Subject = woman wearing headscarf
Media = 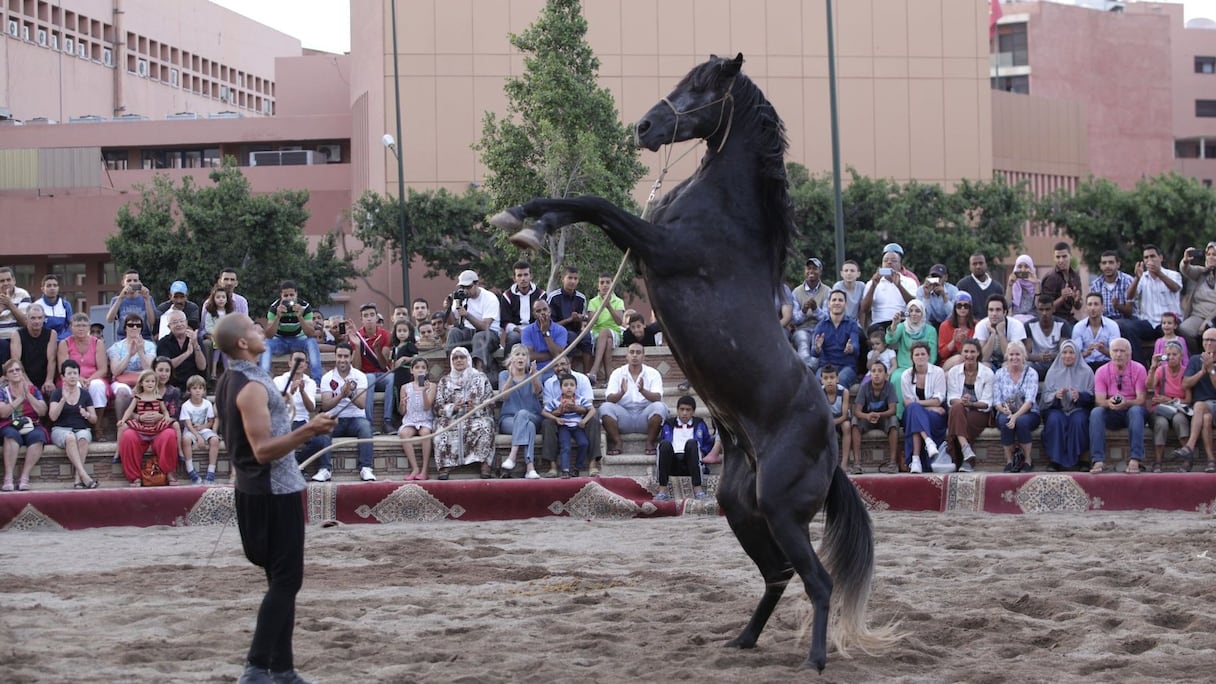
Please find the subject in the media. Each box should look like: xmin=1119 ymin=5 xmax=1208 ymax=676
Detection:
xmin=1006 ymin=254 xmax=1039 ymax=324
xmin=431 ymin=346 xmax=495 ymax=480
xmin=1039 ymin=339 xmax=1095 ymax=471
xmin=1178 ymin=241 xmax=1216 ymax=347
xmin=886 ymin=299 xmax=937 ymax=418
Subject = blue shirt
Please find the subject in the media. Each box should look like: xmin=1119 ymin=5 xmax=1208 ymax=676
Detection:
xmin=520 ymin=322 xmax=569 ymax=371
xmin=36 ymin=296 xmax=73 ymax=341
xmin=1071 ymin=317 xmax=1120 ymax=365
xmin=811 ymin=315 xmax=861 ymax=371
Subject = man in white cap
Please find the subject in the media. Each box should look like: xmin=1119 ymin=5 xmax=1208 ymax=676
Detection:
xmin=446 ymin=270 xmax=501 ymax=376
xmin=156 ymin=280 xmax=201 ymax=339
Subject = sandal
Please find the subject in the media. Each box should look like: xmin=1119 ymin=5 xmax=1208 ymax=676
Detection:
xmin=1206 ymin=462 xmax=1216 ymax=474
xmin=1125 ymin=460 xmax=1142 ymax=474
xmin=1089 ymin=461 xmax=1106 ymax=474
xmin=877 ymin=462 xmax=896 ymax=474
xmin=850 ymin=464 xmax=864 ymax=475
xmin=437 ymin=470 xmax=450 ymax=481
xmin=73 ymin=482 xmax=87 ymax=489
xmin=644 ymin=448 xmax=657 ymax=456
xmin=85 ymin=479 xmax=100 ymax=489
xmin=606 ymin=449 xmax=622 ymax=456
xmin=1150 ymin=463 xmax=1162 ymax=474
xmin=17 ymin=477 xmax=29 ymax=491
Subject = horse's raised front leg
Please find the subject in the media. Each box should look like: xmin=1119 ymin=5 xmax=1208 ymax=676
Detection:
xmin=490 ymin=196 xmax=661 ymax=256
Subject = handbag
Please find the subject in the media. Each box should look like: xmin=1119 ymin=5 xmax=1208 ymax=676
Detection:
xmin=140 ymin=456 xmax=169 ymax=487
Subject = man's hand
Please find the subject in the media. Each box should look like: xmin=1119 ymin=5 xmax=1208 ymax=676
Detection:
xmin=304 ymin=412 xmax=337 ymax=437
xmin=619 ymin=377 xmax=628 ymax=394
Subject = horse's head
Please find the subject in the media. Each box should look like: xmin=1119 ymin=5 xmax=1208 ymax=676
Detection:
xmin=635 ymin=53 xmax=744 ymax=152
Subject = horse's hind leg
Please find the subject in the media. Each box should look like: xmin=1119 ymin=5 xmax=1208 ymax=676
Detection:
xmin=718 ymin=452 xmax=794 ymax=649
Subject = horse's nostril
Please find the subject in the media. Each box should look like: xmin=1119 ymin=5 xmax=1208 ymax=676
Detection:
xmin=637 ymin=119 xmax=651 ymax=134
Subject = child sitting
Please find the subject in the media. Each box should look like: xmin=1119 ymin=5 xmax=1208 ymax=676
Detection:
xmin=542 ymin=373 xmax=596 ymax=478
xmin=180 ymin=374 xmax=221 ymax=484
xmin=820 ymin=365 xmax=852 ymax=474
xmin=850 ymin=360 xmax=900 ymax=474
xmin=653 ymin=395 xmax=715 ymax=501
xmin=398 ymin=358 xmax=435 ymax=481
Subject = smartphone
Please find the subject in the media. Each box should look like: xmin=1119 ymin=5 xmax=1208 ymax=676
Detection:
xmin=416 ymin=374 xmax=426 ymax=387
xmin=878 ymin=268 xmax=893 ymax=277
xmin=338 ymin=322 xmax=347 ymax=335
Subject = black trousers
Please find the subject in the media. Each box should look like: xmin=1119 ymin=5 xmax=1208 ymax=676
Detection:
xmin=657 ymin=439 xmax=702 ymax=487
xmin=235 ymin=489 xmax=305 ymax=672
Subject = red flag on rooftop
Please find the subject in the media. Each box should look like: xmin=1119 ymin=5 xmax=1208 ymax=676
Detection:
xmin=989 ymin=0 xmax=1003 ymax=39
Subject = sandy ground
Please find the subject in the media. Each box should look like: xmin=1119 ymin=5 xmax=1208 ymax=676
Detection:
xmin=1 ymin=511 xmax=1214 ymax=683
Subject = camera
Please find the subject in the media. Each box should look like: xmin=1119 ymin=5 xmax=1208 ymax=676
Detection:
xmin=281 ymin=299 xmax=295 ymax=311
xmin=338 ymin=321 xmax=346 ymax=335
xmin=1015 ymin=271 xmax=1029 ymax=279
xmin=451 ymin=289 xmax=469 ymax=305
xmin=878 ymin=268 xmax=893 ymax=277
xmin=1111 ymin=395 xmax=1124 ymax=405
xmin=1157 ymin=354 xmax=1168 ymax=362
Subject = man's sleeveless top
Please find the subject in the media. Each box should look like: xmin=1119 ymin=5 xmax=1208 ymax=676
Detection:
xmin=217 ymin=359 xmax=307 ymax=495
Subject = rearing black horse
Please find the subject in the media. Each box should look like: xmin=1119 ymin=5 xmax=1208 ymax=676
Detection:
xmin=491 ymin=53 xmax=896 ymax=671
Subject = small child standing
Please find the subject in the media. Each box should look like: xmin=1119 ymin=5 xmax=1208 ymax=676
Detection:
xmin=543 ymin=373 xmax=596 ymax=478
xmin=820 ymin=365 xmax=852 ymax=472
xmin=180 ymin=374 xmax=221 ymax=484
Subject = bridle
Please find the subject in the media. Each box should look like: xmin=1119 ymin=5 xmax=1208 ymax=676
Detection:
xmin=659 ymin=76 xmax=737 ymax=154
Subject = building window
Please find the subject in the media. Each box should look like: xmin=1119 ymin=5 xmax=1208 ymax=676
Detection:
xmin=1205 ymin=179 xmax=1213 ymax=188
xmin=992 ymin=75 xmax=1029 ymax=94
xmin=996 ymin=23 xmax=1029 ymax=68
xmin=1197 ymin=100 xmax=1216 ymax=117
xmin=1197 ymin=57 xmax=1216 ymax=74
xmin=102 ymin=149 xmax=129 ymax=170
xmin=1176 ymin=139 xmax=1201 ymax=159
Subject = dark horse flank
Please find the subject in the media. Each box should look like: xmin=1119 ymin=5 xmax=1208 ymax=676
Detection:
xmin=491 ymin=53 xmax=898 ymax=671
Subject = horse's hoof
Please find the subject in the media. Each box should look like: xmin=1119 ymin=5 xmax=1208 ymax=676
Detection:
xmin=489 ymin=207 xmax=525 ymax=230
xmin=799 ymin=655 xmax=826 ymax=673
xmin=509 ymin=226 xmax=546 ymax=251
xmin=724 ymin=636 xmax=756 ymax=650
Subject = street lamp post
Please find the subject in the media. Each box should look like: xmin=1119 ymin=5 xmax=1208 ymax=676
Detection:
xmin=826 ymin=0 xmax=846 ymax=275
xmin=388 ymin=0 xmax=410 ymax=306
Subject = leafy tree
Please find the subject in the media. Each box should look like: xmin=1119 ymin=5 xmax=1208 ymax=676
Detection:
xmin=107 ymin=161 xmax=360 ymax=310
xmin=476 ymin=0 xmax=647 ymax=291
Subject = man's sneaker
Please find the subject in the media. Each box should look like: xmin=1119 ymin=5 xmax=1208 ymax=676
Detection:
xmin=960 ymin=458 xmax=975 ymax=473
xmin=360 ymin=467 xmax=377 ymax=482
xmin=525 ymin=469 xmax=541 ymax=480
xmin=925 ymin=440 xmax=940 ymax=459
xmin=187 ymin=469 xmax=202 ymax=485
xmin=653 ymin=491 xmax=673 ymax=502
xmin=501 ymin=457 xmax=516 ymax=472
xmin=909 ymin=457 xmax=923 ymax=474
xmin=311 ymin=468 xmax=332 ymax=483
xmin=545 ymin=463 xmax=559 ymax=478
xmin=270 ymin=670 xmax=315 ymax=684
xmin=204 ymin=471 xmax=216 ymax=485
xmin=238 ymin=663 xmax=274 ymax=684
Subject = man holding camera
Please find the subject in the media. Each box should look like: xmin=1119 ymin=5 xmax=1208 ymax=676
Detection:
xmin=861 ymin=249 xmax=917 ymax=336
xmin=258 ymin=280 xmax=323 ymax=383
xmin=155 ymin=280 xmax=201 ymax=339
xmin=917 ymin=263 xmax=959 ymax=328
xmin=105 ymin=270 xmax=157 ymax=341
xmin=1123 ymin=244 xmax=1181 ymax=366
xmin=445 ymin=270 xmax=501 ymax=377
xmin=1088 ymin=337 xmax=1148 ymax=474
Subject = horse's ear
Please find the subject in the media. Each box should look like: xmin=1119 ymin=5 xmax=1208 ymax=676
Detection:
xmin=722 ymin=53 xmax=744 ymax=76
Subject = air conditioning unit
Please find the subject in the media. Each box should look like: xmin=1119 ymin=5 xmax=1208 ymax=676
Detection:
xmin=21 ymin=26 xmax=29 ymax=41
xmin=102 ymin=47 xmax=112 ymax=66
xmin=49 ymin=34 xmax=58 ymax=50
xmin=220 ymin=85 xmax=229 ymax=101
xmin=165 ymin=111 xmax=200 ymax=120
xmin=316 ymin=144 xmax=341 ymax=163
xmin=137 ymin=59 xmax=148 ymax=77
xmin=169 ymin=69 xmax=179 ymax=86
xmin=6 ymin=20 xmax=16 ymax=37
xmin=37 ymin=29 xmax=46 ymax=46
xmin=64 ymin=38 xmax=73 ymax=54
xmin=249 ymin=150 xmax=316 ymax=167
xmin=78 ymin=42 xmax=86 ymax=58
xmin=280 ymin=150 xmax=315 ymax=165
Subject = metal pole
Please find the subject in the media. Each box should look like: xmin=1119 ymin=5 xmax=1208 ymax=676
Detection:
xmin=391 ymin=0 xmax=410 ymax=306
xmin=826 ymin=0 xmax=845 ymax=275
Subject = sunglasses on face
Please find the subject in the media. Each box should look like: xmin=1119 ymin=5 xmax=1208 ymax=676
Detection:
xmin=126 ymin=322 xmax=143 ymax=328
xmin=956 ymin=303 xmax=970 ymax=308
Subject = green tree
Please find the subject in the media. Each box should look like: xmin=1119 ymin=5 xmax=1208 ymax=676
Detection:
xmin=1034 ymin=176 xmax=1136 ymax=270
xmin=107 ymin=162 xmax=360 ymax=309
xmin=476 ymin=0 xmax=647 ymax=291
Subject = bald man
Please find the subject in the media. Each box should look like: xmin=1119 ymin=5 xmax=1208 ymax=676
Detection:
xmin=1088 ymin=337 xmax=1147 ymax=474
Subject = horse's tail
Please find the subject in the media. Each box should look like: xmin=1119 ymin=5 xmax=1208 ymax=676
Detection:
xmin=818 ymin=466 xmax=906 ymax=657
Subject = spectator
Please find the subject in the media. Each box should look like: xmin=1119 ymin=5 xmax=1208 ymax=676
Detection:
xmin=446 ymin=270 xmax=502 ymax=376
xmin=1006 ymin=254 xmax=1039 ymax=324
xmin=776 ymin=283 xmax=796 ymax=337
xmin=600 ymin=343 xmax=669 ymax=457
xmin=1072 ymin=292 xmax=1120 ymax=372
xmin=259 ymin=280 xmax=322 ymax=383
xmin=792 ymin=257 xmax=830 ymax=367
xmin=390 ymin=305 xmax=411 ymax=327
xmin=621 ymin=312 xmax=662 ymax=347
xmin=812 ymin=289 xmax=862 ymax=390
xmin=1039 ymin=242 xmax=1083 ymax=324
xmin=179 ymin=374 xmax=220 ymax=485
xmin=1147 ymin=340 xmax=1190 ymax=473
xmin=10 ymin=303 xmax=57 ymax=396
xmin=107 ymin=313 xmax=157 ymax=429
xmin=351 ymin=303 xmax=394 ymax=435
xmin=1027 ymin=293 xmax=1067 ymax=378
xmin=416 ymin=318 xmax=441 ymax=353
xmin=653 ymin=394 xmax=714 ymax=500
xmin=1153 ymin=312 xmax=1188 ymax=362
xmin=945 ymin=338 xmax=993 ymax=472
xmin=0 ymin=359 xmax=49 ymax=491
xmin=917 ymin=263 xmax=958 ymax=327
xmin=1124 ymin=244 xmax=1182 ymax=365
xmin=317 ymin=343 xmax=377 ymax=482
xmin=540 ymin=355 xmax=603 ymax=477
xmin=587 ymin=273 xmax=626 ymax=386
xmin=992 ymin=341 xmax=1040 ymax=473
xmin=831 ymin=259 xmax=867 ymax=326
xmin=886 ymin=299 xmax=937 ymax=417
xmin=900 ymin=341 xmax=947 ymax=473
xmin=58 ymin=313 xmax=109 ymax=417
xmin=89 ymin=323 xmax=104 ymax=340
xmin=49 ymin=359 xmax=99 ymax=488
xmin=974 ymin=294 xmax=1026 ymax=370
xmin=105 ymin=270 xmax=156 ymax=341
xmin=387 ymin=320 xmax=419 ymax=427
xmin=155 ymin=280 xmax=201 ymax=338
xmin=411 ymin=297 xmax=430 ymax=330
xmin=397 ymin=357 xmax=435 ymax=481
xmin=853 ymin=359 xmax=900 ymax=474
xmin=202 ymin=286 xmax=233 ymax=379
xmin=429 ymin=310 xmax=449 ymax=343
xmin=861 ymin=250 xmax=917 ymax=335
xmin=955 ymin=253 xmax=1004 ymax=307
xmin=520 ymin=299 xmax=568 ymax=373
xmin=35 ymin=274 xmax=72 ymax=341
xmin=1177 ymin=242 xmax=1216 ymax=348
xmin=821 ymin=365 xmax=851 ymax=473
xmin=1089 ymin=338 xmax=1148 ymax=474
xmin=272 ymin=351 xmax=332 ymax=482
xmin=0 ymin=265 xmax=32 ymax=346
xmin=432 ymin=346 xmax=496 ymax=480
xmin=937 ymin=292 xmax=976 ymax=372
xmin=883 ymin=243 xmax=920 ymax=285
xmin=117 ymin=369 xmax=177 ymax=486
xmin=156 ymin=309 xmax=207 ymax=393
xmin=1039 ymin=339 xmax=1094 ymax=472
xmin=865 ymin=329 xmax=896 ymax=376
xmin=543 ymin=372 xmax=596 ymax=478
xmin=216 ymin=268 xmax=249 ymax=315
xmin=547 ymin=266 xmax=593 ymax=372
xmin=1089 ymin=250 xmax=1136 ymax=332
xmin=500 ymin=260 xmax=546 ymax=354
xmin=1172 ymin=329 xmax=1216 ymax=472
xmin=497 ymin=345 xmax=542 ymax=479
xmin=153 ymin=355 xmax=185 ymax=456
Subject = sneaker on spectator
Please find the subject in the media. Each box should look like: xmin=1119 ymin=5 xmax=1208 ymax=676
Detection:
xmin=909 ymin=457 xmax=923 ymax=474
xmin=961 ymin=443 xmax=977 ymax=462
xmin=925 ymin=440 xmax=940 ymax=459
xmin=204 ymin=472 xmax=216 ymax=485
xmin=360 ymin=467 xmax=377 ymax=482
xmin=545 ymin=463 xmax=559 ymax=478
xmin=312 ymin=468 xmax=332 ymax=483
xmin=653 ymin=491 xmax=673 ymax=501
xmin=960 ymin=459 xmax=975 ymax=473
xmin=694 ymin=491 xmax=707 ymax=499
xmin=525 ymin=468 xmax=541 ymax=480
xmin=187 ymin=469 xmax=202 ymax=485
